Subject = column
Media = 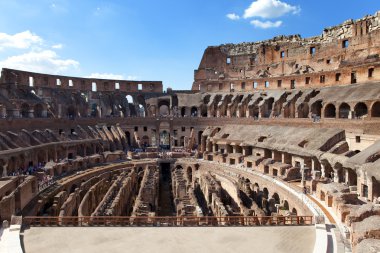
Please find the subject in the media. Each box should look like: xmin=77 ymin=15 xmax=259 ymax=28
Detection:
xmin=301 ymin=163 xmax=305 ymax=187
xmin=321 ymin=164 xmax=326 ymax=178
xmin=333 ymin=168 xmax=339 ymax=183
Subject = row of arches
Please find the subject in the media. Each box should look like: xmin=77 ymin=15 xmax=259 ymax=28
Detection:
xmin=323 ymin=102 xmax=373 ymax=119
xmin=305 ymin=101 xmax=380 ymax=119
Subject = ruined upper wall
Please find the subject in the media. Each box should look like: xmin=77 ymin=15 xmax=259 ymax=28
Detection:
xmin=220 ymin=12 xmax=380 ymax=56
xmin=0 ymin=68 xmax=163 ymax=93
xmin=193 ymin=11 xmax=380 ymax=91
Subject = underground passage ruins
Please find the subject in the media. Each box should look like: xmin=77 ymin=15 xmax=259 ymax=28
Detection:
xmin=1 ymin=11 xmax=380 ymax=253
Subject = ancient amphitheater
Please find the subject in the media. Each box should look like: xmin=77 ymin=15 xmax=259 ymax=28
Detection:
xmin=1 ymin=12 xmax=380 ymax=253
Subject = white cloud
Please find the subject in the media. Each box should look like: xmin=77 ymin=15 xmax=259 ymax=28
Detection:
xmin=0 ymin=30 xmax=42 ymax=50
xmin=52 ymin=44 xmax=63 ymax=49
xmin=87 ymin=73 xmax=125 ymax=80
xmin=126 ymin=75 xmax=138 ymax=80
xmin=243 ymin=0 xmax=300 ymax=19
xmin=0 ymin=49 xmax=79 ymax=74
xmin=250 ymin=19 xmax=283 ymax=29
xmin=226 ymin=13 xmax=240 ymax=20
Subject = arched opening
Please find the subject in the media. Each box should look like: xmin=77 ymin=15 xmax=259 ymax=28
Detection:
xmin=311 ymin=100 xmax=322 ymax=117
xmin=160 ymin=130 xmax=170 ymax=150
xmin=91 ymin=103 xmax=98 ymax=117
xmin=262 ymin=98 xmax=274 ymax=118
xmin=324 ymin=103 xmax=336 ymax=118
xmin=200 ymin=105 xmax=208 ymax=117
xmin=198 ymin=131 xmax=203 ymax=146
xmin=297 ymin=103 xmax=309 ymax=118
xmin=126 ymin=95 xmax=134 ymax=104
xmin=67 ymin=105 xmax=76 ymax=118
xmin=272 ymin=193 xmax=280 ymax=204
xmin=291 ymin=208 xmax=297 ymax=215
xmin=138 ymin=104 xmax=146 ymax=117
xmin=191 ymin=107 xmax=198 ymax=117
xmin=354 ymin=102 xmax=368 ymax=118
xmin=371 ymin=101 xmax=380 ymax=117
xmin=283 ymin=200 xmax=289 ymax=210
xmin=125 ymin=131 xmax=131 ymax=146
xmin=70 ymin=184 xmax=77 ymax=193
xmin=262 ymin=187 xmax=269 ymax=199
xmin=34 ymin=104 xmax=44 ymax=118
xmin=21 ymin=103 xmax=30 ymax=118
xmin=141 ymin=135 xmax=150 ymax=147
xmin=181 ymin=107 xmax=186 ymax=117
xmin=339 ymin=103 xmax=350 ymax=118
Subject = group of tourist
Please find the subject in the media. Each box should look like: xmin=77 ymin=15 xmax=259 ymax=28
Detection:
xmin=7 ymin=162 xmax=55 ymax=192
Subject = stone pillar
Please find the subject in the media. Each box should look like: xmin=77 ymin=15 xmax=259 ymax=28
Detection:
xmin=333 ymin=168 xmax=339 ymax=183
xmin=281 ymin=153 xmax=286 ymax=164
xmin=1 ymin=107 xmax=6 ymax=118
xmin=321 ymin=164 xmax=326 ymax=178
xmin=348 ymin=111 xmax=353 ymax=119
xmin=301 ymin=163 xmax=305 ymax=187
xmin=12 ymin=109 xmax=20 ymax=118
xmin=42 ymin=109 xmax=48 ymax=118
xmin=311 ymin=159 xmax=316 ymax=179
xmin=2 ymin=164 xmax=7 ymax=177
xmin=226 ymin=108 xmax=231 ymax=118
xmin=345 ymin=169 xmax=350 ymax=185
xmin=27 ymin=109 xmax=34 ymax=118
xmin=216 ymin=109 xmax=221 ymax=118
xmin=58 ymin=104 xmax=62 ymax=118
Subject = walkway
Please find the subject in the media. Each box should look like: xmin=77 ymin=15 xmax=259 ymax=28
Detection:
xmin=23 ymin=226 xmax=316 ymax=253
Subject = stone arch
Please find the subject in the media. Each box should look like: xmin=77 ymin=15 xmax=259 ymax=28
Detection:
xmin=272 ymin=193 xmax=280 ymax=204
xmin=324 ymin=103 xmax=336 ymax=118
xmin=181 ymin=107 xmax=186 ymax=117
xmin=339 ymin=103 xmax=350 ymax=118
xmin=354 ymin=102 xmax=368 ymax=118
xmin=191 ymin=106 xmax=198 ymax=117
xmin=283 ymin=200 xmax=289 ymax=210
xmin=126 ymin=95 xmax=134 ymax=104
xmin=125 ymin=131 xmax=131 ymax=146
xmin=371 ymin=101 xmax=380 ymax=117
xmin=21 ymin=103 xmax=30 ymax=118
xmin=310 ymin=100 xmax=322 ymax=117
xmin=34 ymin=103 xmax=44 ymax=118
xmin=158 ymin=101 xmax=170 ymax=116
xmin=262 ymin=187 xmax=269 ymax=199
xmin=262 ymin=97 xmax=274 ymax=118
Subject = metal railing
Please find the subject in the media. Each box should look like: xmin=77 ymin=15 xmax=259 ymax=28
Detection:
xmin=23 ymin=215 xmax=313 ymax=227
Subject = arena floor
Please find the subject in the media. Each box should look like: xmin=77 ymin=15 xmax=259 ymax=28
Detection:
xmin=23 ymin=226 xmax=316 ymax=253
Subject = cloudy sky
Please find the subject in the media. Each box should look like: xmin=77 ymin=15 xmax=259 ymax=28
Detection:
xmin=0 ymin=0 xmax=379 ymax=89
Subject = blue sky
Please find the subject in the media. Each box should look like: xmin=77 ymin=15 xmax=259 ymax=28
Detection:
xmin=0 ymin=0 xmax=379 ymax=90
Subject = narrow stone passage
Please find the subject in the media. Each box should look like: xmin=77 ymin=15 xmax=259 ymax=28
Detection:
xmin=158 ymin=163 xmax=176 ymax=216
